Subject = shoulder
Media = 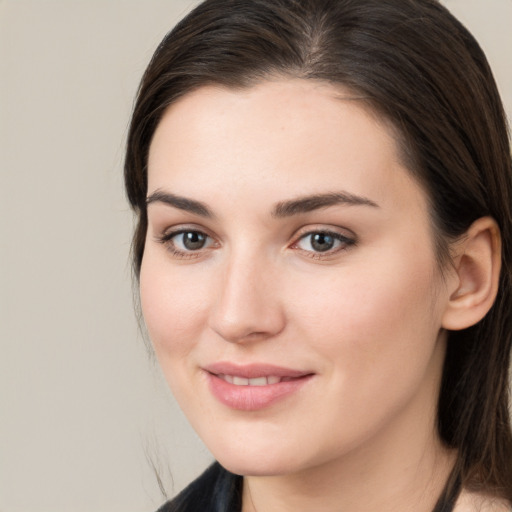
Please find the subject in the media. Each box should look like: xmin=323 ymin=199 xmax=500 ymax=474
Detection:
xmin=455 ymin=490 xmax=512 ymax=512
xmin=156 ymin=462 xmax=242 ymax=512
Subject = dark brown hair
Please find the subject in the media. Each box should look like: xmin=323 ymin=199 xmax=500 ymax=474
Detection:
xmin=125 ymin=0 xmax=512 ymax=505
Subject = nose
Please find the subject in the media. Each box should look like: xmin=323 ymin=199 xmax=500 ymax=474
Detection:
xmin=208 ymin=253 xmax=286 ymax=344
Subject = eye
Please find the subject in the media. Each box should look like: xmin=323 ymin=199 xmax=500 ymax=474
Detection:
xmin=173 ymin=231 xmax=209 ymax=251
xmin=157 ymin=228 xmax=216 ymax=258
xmin=293 ymin=230 xmax=355 ymax=255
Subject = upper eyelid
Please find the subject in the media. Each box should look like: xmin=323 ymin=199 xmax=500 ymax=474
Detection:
xmin=291 ymin=224 xmax=357 ymax=241
xmin=158 ymin=224 xmax=214 ymax=238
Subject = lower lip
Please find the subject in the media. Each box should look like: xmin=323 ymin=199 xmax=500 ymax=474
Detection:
xmin=206 ymin=373 xmax=313 ymax=411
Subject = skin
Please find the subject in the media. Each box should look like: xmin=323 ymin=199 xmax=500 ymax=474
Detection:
xmin=140 ymin=79 xmax=496 ymax=511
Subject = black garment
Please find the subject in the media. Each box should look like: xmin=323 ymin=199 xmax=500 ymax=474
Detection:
xmin=157 ymin=463 xmax=242 ymax=512
xmin=156 ymin=461 xmax=461 ymax=512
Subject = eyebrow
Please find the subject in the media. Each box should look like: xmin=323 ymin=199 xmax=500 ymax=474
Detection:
xmin=271 ymin=192 xmax=379 ymax=218
xmin=145 ymin=190 xmax=379 ymax=219
xmin=146 ymin=190 xmax=214 ymax=218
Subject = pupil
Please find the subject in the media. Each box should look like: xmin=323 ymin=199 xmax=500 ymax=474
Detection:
xmin=311 ymin=233 xmax=334 ymax=252
xmin=183 ymin=232 xmax=206 ymax=250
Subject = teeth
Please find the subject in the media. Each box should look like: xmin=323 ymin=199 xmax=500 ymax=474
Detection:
xmin=248 ymin=377 xmax=267 ymax=386
xmin=220 ymin=375 xmax=282 ymax=386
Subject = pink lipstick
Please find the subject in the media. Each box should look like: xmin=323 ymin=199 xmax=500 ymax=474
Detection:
xmin=203 ymin=362 xmax=314 ymax=411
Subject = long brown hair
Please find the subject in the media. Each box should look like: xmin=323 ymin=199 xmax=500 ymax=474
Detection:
xmin=125 ymin=0 xmax=512 ymax=504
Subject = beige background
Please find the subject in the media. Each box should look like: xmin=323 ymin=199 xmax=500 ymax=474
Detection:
xmin=1 ymin=1 xmax=511 ymax=511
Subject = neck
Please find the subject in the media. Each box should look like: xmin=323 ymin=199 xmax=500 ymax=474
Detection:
xmin=242 ymin=437 xmax=455 ymax=512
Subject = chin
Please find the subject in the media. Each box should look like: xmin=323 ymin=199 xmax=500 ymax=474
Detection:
xmin=208 ymin=437 xmax=312 ymax=477
xmin=217 ymin=456 xmax=297 ymax=477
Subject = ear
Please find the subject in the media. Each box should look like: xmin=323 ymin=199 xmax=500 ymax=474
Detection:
xmin=441 ymin=217 xmax=501 ymax=331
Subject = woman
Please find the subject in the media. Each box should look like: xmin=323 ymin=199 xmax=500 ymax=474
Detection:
xmin=124 ymin=0 xmax=512 ymax=510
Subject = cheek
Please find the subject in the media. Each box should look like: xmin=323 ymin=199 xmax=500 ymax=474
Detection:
xmin=139 ymin=251 xmax=210 ymax=357
xmin=287 ymin=245 xmax=442 ymax=364
xmin=281 ymin=248 xmax=445 ymax=447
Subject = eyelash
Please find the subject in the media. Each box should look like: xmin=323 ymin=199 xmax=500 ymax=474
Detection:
xmin=291 ymin=229 xmax=356 ymax=259
xmin=156 ymin=228 xmax=216 ymax=260
xmin=156 ymin=227 xmax=356 ymax=260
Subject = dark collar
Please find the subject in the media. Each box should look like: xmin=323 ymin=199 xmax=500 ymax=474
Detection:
xmin=157 ymin=462 xmax=242 ymax=512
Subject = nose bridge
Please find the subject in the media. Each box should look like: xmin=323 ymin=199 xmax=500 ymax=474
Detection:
xmin=209 ymin=244 xmax=285 ymax=343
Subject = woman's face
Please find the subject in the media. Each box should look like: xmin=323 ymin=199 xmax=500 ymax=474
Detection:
xmin=141 ymin=79 xmax=453 ymax=476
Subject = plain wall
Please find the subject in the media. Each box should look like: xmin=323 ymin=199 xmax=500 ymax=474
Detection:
xmin=1 ymin=1 xmax=511 ymax=511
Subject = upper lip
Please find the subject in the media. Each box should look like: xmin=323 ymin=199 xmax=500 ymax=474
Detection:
xmin=203 ymin=362 xmax=312 ymax=379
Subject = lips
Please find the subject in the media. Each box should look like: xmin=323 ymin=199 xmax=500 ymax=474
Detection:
xmin=218 ymin=375 xmax=283 ymax=386
xmin=203 ymin=362 xmax=314 ymax=411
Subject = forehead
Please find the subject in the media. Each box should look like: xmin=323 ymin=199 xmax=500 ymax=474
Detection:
xmin=147 ymin=79 xmax=425 ymax=215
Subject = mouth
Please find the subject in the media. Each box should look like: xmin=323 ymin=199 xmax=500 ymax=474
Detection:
xmin=203 ymin=363 xmax=314 ymax=411
xmin=215 ymin=374 xmax=302 ymax=386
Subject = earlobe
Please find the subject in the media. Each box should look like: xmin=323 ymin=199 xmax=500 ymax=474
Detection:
xmin=441 ymin=217 xmax=501 ymax=331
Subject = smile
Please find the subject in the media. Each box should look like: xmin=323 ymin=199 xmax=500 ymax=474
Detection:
xmin=217 ymin=374 xmax=290 ymax=386
xmin=203 ymin=363 xmax=314 ymax=411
